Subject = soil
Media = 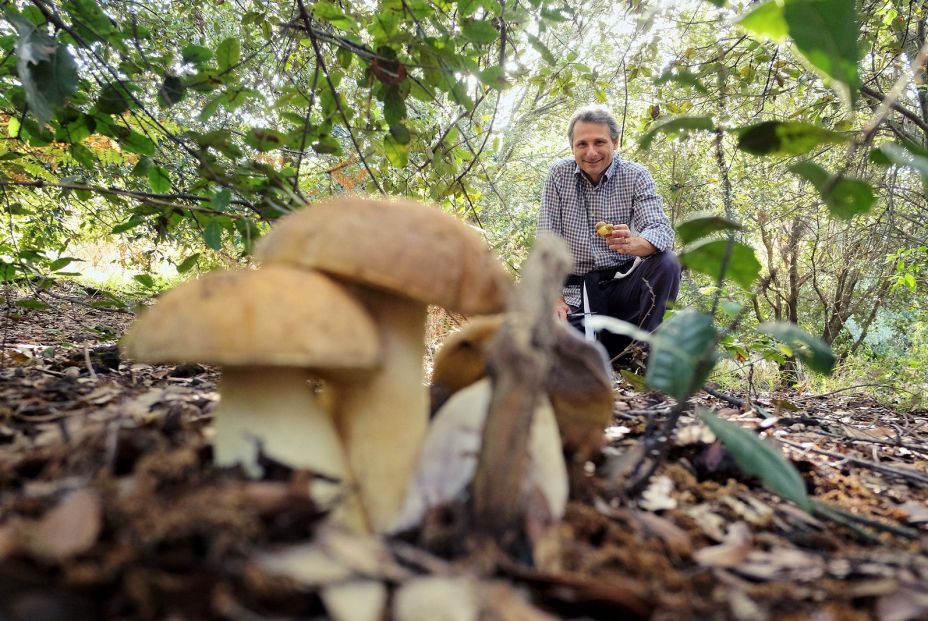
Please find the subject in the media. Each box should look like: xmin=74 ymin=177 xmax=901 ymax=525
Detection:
xmin=1 ymin=285 xmax=926 ymax=621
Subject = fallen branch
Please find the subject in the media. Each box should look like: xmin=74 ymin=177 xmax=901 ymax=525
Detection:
xmin=782 ymin=439 xmax=928 ymax=487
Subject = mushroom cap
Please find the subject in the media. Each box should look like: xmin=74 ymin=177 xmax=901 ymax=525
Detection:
xmin=123 ymin=266 xmax=381 ymax=370
xmin=254 ymin=196 xmax=512 ymax=314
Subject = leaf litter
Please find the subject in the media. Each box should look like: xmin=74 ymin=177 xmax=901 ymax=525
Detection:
xmin=1 ymin=287 xmax=927 ymax=620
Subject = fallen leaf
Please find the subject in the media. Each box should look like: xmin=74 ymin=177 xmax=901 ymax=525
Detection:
xmin=26 ymin=488 xmax=102 ymax=560
xmin=633 ymin=510 xmax=693 ymax=557
xmin=875 ymin=587 xmax=928 ymax=621
xmin=639 ymin=475 xmax=677 ymax=512
xmin=693 ymin=522 xmax=753 ymax=568
xmin=394 ymin=576 xmax=480 ymax=621
xmin=321 ymin=580 xmax=388 ymax=621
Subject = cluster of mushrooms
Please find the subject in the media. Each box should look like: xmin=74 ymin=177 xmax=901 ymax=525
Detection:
xmin=123 ymin=196 xmax=614 ymax=535
xmin=124 ymin=196 xmax=512 ymax=532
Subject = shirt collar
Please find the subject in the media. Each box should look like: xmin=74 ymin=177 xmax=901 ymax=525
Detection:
xmin=572 ymin=154 xmax=621 ymax=185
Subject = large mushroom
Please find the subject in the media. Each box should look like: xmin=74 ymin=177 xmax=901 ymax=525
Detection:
xmin=122 ymin=266 xmax=382 ymax=531
xmin=255 ymin=196 xmax=512 ymax=532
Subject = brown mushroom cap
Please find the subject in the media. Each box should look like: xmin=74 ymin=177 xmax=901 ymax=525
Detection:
xmin=253 ymin=196 xmax=512 ymax=315
xmin=123 ymin=266 xmax=381 ymax=370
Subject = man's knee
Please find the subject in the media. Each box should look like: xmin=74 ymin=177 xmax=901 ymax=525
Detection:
xmin=649 ymin=250 xmax=680 ymax=272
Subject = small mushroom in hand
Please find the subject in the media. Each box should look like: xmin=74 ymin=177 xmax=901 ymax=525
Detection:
xmin=595 ymin=221 xmax=615 ymax=237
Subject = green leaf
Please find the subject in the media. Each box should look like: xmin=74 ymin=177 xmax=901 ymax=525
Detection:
xmin=638 ymin=116 xmax=715 ymax=151
xmin=783 ymin=0 xmax=860 ymax=107
xmin=121 ymin=130 xmax=156 ymax=156
xmin=312 ymin=1 xmax=355 ymax=29
xmin=873 ymin=142 xmax=928 ymax=180
xmin=245 ymin=127 xmax=285 ymax=152
xmin=461 ymin=20 xmax=498 ymax=44
xmin=133 ymin=273 xmax=155 ymax=288
xmin=655 ymin=69 xmax=709 ymax=94
xmin=759 ymin=321 xmax=836 ymax=375
xmin=216 ymin=37 xmax=241 ymax=72
xmin=383 ymin=85 xmax=407 ymax=126
xmin=211 ymin=188 xmax=232 ymax=211
xmin=7 ymin=13 xmax=80 ymax=125
xmin=737 ymin=1 xmax=788 ymax=41
xmin=96 ymin=82 xmax=133 ymax=114
xmin=698 ymin=409 xmax=812 ymax=511
xmin=619 ymin=369 xmax=648 ymax=391
xmin=312 ymin=134 xmax=342 ymax=155
xmin=736 ymin=121 xmax=848 ymax=156
xmin=176 ymin=253 xmax=201 ymax=274
xmin=458 ymin=0 xmax=480 ymax=17
xmin=182 ymin=45 xmax=212 ymax=65
xmin=789 ymin=162 xmax=875 ymax=219
xmin=384 ymin=133 xmax=409 ymax=168
xmin=526 ymin=33 xmax=556 ymax=65
xmin=477 ymin=65 xmax=509 ymax=89
xmin=647 ymin=310 xmax=717 ymax=401
xmin=63 ymin=0 xmax=115 ymax=43
xmin=69 ymin=142 xmax=95 ymax=167
xmin=389 ymin=122 xmax=411 ymax=145
xmin=15 ymin=298 xmax=49 ymax=309
xmin=203 ymin=219 xmax=222 ymax=250
xmin=131 ymin=156 xmax=152 ymax=177
xmin=158 ymin=75 xmax=186 ymax=107
xmin=679 ymin=239 xmax=761 ymax=289
xmin=48 ymin=257 xmax=77 ymax=271
xmin=111 ymin=216 xmax=144 ymax=233
xmin=675 ymin=212 xmax=743 ymax=244
xmin=199 ymin=95 xmax=222 ymax=122
xmin=148 ymin=166 xmax=171 ymax=194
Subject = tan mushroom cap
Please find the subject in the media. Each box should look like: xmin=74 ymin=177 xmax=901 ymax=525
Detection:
xmin=254 ymin=196 xmax=512 ymax=315
xmin=123 ymin=266 xmax=381 ymax=370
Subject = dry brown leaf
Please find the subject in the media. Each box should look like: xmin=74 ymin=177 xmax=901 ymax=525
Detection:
xmin=875 ymin=587 xmax=928 ymax=621
xmin=693 ymin=522 xmax=753 ymax=568
xmin=896 ymin=501 xmax=928 ymax=525
xmin=480 ymin=581 xmax=560 ymax=621
xmin=639 ymin=475 xmax=677 ymax=512
xmin=393 ymin=576 xmax=480 ymax=621
xmin=321 ymin=580 xmax=388 ymax=621
xmin=254 ymin=543 xmax=354 ymax=586
xmin=736 ymin=548 xmax=825 ymax=581
xmin=25 ymin=488 xmax=102 ymax=560
xmin=685 ymin=504 xmax=728 ymax=541
xmin=633 ymin=510 xmax=693 ymax=557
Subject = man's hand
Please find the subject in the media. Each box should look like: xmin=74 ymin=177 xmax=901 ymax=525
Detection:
xmin=554 ymin=298 xmax=570 ymax=321
xmin=607 ymin=224 xmax=656 ymax=257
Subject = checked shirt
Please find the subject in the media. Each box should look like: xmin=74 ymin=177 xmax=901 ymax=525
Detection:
xmin=537 ymin=156 xmax=674 ymax=307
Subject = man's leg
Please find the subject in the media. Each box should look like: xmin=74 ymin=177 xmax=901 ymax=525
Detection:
xmin=598 ymin=251 xmax=682 ymax=361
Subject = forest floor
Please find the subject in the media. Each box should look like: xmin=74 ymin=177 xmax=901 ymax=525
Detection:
xmin=0 ymin=284 xmax=927 ymax=621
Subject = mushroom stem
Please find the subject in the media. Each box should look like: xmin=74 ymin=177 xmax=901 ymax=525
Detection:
xmin=334 ymin=292 xmax=428 ymax=532
xmin=215 ymin=366 xmax=367 ymax=531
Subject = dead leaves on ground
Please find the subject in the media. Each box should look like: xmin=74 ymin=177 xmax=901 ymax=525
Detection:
xmin=1 ymin=297 xmax=928 ymax=619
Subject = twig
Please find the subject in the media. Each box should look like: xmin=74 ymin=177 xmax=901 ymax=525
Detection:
xmin=703 ymin=385 xmax=743 ymax=407
xmin=812 ymin=500 xmax=918 ymax=541
xmin=82 ymin=345 xmax=98 ymax=380
xmin=782 ymin=439 xmax=928 ymax=487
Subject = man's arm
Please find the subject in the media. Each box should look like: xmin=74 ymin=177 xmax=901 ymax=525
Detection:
xmin=629 ymin=167 xmax=674 ymax=252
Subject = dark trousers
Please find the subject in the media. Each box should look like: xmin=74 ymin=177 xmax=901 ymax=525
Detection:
xmin=568 ymin=251 xmax=681 ymax=360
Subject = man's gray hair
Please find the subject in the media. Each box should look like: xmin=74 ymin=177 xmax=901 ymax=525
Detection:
xmin=567 ymin=105 xmax=620 ymax=144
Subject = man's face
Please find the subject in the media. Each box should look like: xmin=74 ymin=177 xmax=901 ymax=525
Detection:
xmin=571 ymin=121 xmax=618 ymax=184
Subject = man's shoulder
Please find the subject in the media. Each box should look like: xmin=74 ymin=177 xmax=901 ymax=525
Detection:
xmin=547 ymin=157 xmax=577 ymax=178
xmin=614 ymin=158 xmax=652 ymax=177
